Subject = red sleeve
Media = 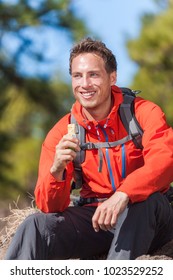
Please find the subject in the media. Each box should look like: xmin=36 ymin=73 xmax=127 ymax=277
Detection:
xmin=118 ymin=98 xmax=173 ymax=203
xmin=34 ymin=114 xmax=74 ymax=213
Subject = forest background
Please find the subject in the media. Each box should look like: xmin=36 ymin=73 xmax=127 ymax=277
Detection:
xmin=0 ymin=0 xmax=173 ymax=214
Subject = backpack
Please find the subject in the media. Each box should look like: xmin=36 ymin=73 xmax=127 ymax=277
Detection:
xmin=70 ymin=87 xmax=143 ymax=189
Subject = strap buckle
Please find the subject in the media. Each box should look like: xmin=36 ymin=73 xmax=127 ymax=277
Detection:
xmin=73 ymin=196 xmax=107 ymax=206
xmin=80 ymin=142 xmax=96 ymax=150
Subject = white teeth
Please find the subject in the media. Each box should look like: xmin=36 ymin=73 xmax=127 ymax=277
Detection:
xmin=81 ymin=92 xmax=95 ymax=96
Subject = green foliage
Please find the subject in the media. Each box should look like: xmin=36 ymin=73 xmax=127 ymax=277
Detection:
xmin=127 ymin=1 xmax=173 ymax=127
xmin=0 ymin=81 xmax=74 ymax=200
xmin=0 ymin=0 xmax=89 ymax=200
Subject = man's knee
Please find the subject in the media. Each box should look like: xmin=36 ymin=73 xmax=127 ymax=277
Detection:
xmin=16 ymin=212 xmax=48 ymax=236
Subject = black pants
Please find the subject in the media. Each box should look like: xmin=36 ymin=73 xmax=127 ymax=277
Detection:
xmin=4 ymin=192 xmax=173 ymax=260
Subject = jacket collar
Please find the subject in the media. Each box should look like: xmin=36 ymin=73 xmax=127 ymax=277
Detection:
xmin=71 ymin=85 xmax=123 ymax=131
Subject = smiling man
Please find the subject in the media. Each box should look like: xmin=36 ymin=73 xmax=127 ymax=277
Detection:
xmin=71 ymin=52 xmax=116 ymax=120
xmin=5 ymin=38 xmax=173 ymax=260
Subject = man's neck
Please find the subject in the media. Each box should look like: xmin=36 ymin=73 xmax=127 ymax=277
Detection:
xmin=82 ymin=98 xmax=114 ymax=121
xmin=82 ymin=108 xmax=99 ymax=121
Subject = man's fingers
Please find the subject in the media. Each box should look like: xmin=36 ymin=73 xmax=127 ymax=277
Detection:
xmin=99 ymin=210 xmax=118 ymax=231
xmin=99 ymin=209 xmax=112 ymax=231
xmin=110 ymin=211 xmax=118 ymax=229
xmin=92 ymin=209 xmax=100 ymax=232
xmin=92 ymin=206 xmax=118 ymax=232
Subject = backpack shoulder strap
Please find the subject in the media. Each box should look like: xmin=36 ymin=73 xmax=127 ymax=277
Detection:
xmin=119 ymin=87 xmax=143 ymax=149
xmin=70 ymin=114 xmax=85 ymax=189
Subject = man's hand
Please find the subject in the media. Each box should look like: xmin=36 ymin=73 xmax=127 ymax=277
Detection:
xmin=50 ymin=134 xmax=80 ymax=181
xmin=92 ymin=191 xmax=129 ymax=232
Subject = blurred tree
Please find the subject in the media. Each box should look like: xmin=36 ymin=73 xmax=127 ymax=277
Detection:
xmin=127 ymin=0 xmax=173 ymax=126
xmin=0 ymin=0 xmax=89 ymax=200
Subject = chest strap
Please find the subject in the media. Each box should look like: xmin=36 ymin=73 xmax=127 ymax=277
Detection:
xmin=80 ymin=135 xmax=132 ymax=150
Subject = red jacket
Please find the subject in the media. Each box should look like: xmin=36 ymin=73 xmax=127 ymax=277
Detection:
xmin=35 ymin=86 xmax=173 ymax=212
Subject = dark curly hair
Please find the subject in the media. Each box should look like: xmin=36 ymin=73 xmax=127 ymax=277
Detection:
xmin=69 ymin=37 xmax=117 ymax=74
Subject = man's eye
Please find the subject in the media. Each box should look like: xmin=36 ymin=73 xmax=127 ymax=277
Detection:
xmin=73 ymin=74 xmax=81 ymax=78
xmin=90 ymin=72 xmax=98 ymax=77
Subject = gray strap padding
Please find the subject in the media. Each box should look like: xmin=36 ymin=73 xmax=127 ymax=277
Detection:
xmin=70 ymin=114 xmax=85 ymax=164
xmin=119 ymin=93 xmax=143 ymax=149
xmin=80 ymin=135 xmax=132 ymax=150
xmin=70 ymin=114 xmax=85 ymax=188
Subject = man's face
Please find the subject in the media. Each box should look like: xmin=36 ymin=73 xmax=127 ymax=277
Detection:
xmin=71 ymin=53 xmax=116 ymax=117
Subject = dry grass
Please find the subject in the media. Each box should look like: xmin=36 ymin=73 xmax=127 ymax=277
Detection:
xmin=0 ymin=197 xmax=40 ymax=260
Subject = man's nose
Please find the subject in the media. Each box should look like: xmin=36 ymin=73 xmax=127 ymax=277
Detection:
xmin=81 ymin=76 xmax=91 ymax=87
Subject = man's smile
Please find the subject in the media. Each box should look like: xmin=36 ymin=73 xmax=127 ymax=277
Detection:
xmin=80 ymin=91 xmax=96 ymax=99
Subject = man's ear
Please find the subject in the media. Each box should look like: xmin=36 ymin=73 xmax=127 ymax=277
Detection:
xmin=110 ymin=71 xmax=117 ymax=85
